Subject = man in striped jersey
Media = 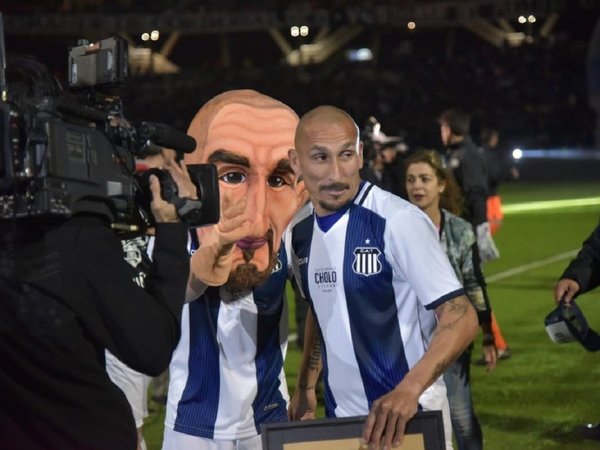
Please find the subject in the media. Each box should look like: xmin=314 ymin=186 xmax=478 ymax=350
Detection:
xmin=162 ymin=90 xmax=307 ymax=450
xmin=287 ymin=106 xmax=478 ymax=450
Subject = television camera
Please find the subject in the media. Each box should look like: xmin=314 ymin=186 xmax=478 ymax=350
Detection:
xmin=362 ymin=116 xmax=408 ymax=162
xmin=0 ymin=33 xmax=219 ymax=233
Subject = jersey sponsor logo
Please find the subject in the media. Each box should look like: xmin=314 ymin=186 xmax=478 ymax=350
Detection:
xmin=313 ymin=267 xmax=337 ymax=292
xmin=314 ymin=270 xmax=337 ymax=284
xmin=352 ymin=247 xmax=382 ymax=276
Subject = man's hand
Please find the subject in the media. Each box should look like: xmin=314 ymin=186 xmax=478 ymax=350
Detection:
xmin=554 ymin=278 xmax=580 ymax=305
xmin=164 ymin=158 xmax=198 ymax=200
xmin=149 ymin=154 xmax=198 ymax=224
xmin=362 ymin=383 xmax=420 ymax=450
xmin=288 ymin=386 xmax=317 ymax=421
xmin=476 ymin=222 xmax=500 ymax=263
xmin=149 ymin=175 xmax=179 ymax=223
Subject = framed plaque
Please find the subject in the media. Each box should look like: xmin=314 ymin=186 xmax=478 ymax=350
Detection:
xmin=261 ymin=410 xmax=445 ymax=450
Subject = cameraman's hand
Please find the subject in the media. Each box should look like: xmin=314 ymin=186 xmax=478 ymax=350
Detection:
xmin=149 ymin=175 xmax=179 ymax=223
xmin=163 ymin=157 xmax=198 ymax=200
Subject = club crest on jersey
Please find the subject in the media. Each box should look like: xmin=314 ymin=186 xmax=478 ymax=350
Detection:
xmin=352 ymin=247 xmax=382 ymax=276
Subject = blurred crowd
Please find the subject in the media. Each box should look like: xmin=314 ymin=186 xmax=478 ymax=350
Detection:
xmin=117 ymin=25 xmax=595 ymax=153
xmin=4 ymin=2 xmax=596 ymax=151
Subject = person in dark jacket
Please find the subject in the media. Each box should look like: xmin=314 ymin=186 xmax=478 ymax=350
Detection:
xmin=440 ymin=110 xmax=511 ymax=363
xmin=479 ymin=127 xmax=519 ymax=235
xmin=0 ymin=56 xmax=194 ymax=450
xmin=439 ymin=108 xmax=499 ymax=263
xmin=0 ymin=179 xmax=192 ymax=450
xmin=555 ymin=222 xmax=600 ymax=303
xmin=554 ymin=219 xmax=600 ymax=441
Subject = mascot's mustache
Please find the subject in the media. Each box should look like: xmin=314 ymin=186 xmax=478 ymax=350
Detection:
xmin=241 ymin=229 xmax=274 ymax=262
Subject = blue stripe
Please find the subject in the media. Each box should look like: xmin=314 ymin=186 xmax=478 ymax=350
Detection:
xmin=320 ymin=335 xmax=338 ymax=418
xmin=343 ymin=205 xmax=410 ymax=409
xmin=174 ymin=288 xmax=221 ymax=438
xmin=252 ymin=245 xmax=289 ymax=430
xmin=291 ymin=215 xmax=314 ymax=307
xmin=426 ymin=288 xmax=466 ymax=310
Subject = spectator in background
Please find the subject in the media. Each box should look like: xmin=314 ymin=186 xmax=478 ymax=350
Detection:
xmin=439 ymin=109 xmax=512 ymax=363
xmin=554 ymin=220 xmax=600 ymax=441
xmin=479 ymin=127 xmax=519 ymax=235
xmin=476 ymin=126 xmax=519 ymax=363
xmin=288 ymin=105 xmax=479 ymax=450
xmin=360 ymin=117 xmax=409 ymax=199
xmin=405 ymin=149 xmax=497 ymax=450
xmin=378 ymin=139 xmax=409 ymax=199
xmin=439 ymin=108 xmax=499 ymax=263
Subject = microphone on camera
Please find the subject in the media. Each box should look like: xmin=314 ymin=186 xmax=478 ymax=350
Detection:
xmin=138 ymin=122 xmax=196 ymax=154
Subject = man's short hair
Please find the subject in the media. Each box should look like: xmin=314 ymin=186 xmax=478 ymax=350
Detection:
xmin=439 ymin=108 xmax=471 ymax=137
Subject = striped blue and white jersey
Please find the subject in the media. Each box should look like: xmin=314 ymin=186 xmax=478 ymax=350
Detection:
xmin=164 ymin=236 xmax=290 ymax=440
xmin=291 ymin=181 xmax=465 ymax=418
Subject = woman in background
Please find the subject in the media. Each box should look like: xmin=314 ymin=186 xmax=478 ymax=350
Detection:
xmin=405 ymin=150 xmax=497 ymax=450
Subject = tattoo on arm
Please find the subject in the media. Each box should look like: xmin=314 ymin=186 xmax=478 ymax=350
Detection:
xmin=429 ymin=296 xmax=471 ymax=379
xmin=434 ymin=296 xmax=469 ymax=336
xmin=308 ymin=332 xmax=321 ymax=371
xmin=298 ymin=329 xmax=322 ymax=390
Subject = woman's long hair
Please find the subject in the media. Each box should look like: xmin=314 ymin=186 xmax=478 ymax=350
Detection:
xmin=404 ymin=149 xmax=464 ymax=216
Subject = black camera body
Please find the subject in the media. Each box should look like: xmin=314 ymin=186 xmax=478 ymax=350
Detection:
xmin=135 ymin=164 xmax=220 ymax=229
xmin=0 ymin=35 xmax=219 ymax=232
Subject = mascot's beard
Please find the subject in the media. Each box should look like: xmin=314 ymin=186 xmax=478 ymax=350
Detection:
xmin=225 ymin=230 xmax=275 ymax=293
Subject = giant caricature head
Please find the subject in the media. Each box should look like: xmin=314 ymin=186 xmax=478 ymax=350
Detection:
xmin=186 ymin=90 xmax=304 ymax=292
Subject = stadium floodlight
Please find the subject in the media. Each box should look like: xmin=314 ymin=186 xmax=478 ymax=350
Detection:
xmin=512 ymin=148 xmax=523 ymax=160
xmin=346 ymin=48 xmax=373 ymax=62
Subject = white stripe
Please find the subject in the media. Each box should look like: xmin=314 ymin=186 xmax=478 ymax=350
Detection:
xmin=503 ymin=197 xmax=600 ymax=214
xmin=486 ymin=249 xmax=578 ymax=283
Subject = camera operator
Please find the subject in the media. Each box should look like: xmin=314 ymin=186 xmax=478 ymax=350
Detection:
xmin=0 ymin=57 xmax=193 ymax=450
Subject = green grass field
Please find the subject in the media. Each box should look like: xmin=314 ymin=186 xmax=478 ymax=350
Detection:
xmin=145 ymin=181 xmax=600 ymax=450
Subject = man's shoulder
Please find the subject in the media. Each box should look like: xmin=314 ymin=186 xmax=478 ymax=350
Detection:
xmin=358 ymin=183 xmax=414 ymax=217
